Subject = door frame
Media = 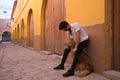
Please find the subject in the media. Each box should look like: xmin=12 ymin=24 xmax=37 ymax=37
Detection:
xmin=112 ymin=0 xmax=120 ymax=71
xmin=27 ymin=9 xmax=34 ymax=47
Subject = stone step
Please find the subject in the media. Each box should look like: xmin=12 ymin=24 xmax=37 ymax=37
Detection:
xmin=103 ymin=70 xmax=120 ymax=80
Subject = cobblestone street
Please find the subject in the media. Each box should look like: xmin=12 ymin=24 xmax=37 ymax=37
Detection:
xmin=0 ymin=43 xmax=110 ymax=80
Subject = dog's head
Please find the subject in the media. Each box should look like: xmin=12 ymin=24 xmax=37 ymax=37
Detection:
xmin=65 ymin=40 xmax=76 ymax=49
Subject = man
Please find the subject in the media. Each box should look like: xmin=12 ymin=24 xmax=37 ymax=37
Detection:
xmin=53 ymin=21 xmax=89 ymax=77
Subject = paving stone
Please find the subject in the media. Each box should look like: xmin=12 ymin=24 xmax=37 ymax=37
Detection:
xmin=0 ymin=43 xmax=110 ymax=80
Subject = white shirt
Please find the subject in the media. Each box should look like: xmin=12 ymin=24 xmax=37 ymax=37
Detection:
xmin=67 ymin=23 xmax=88 ymax=42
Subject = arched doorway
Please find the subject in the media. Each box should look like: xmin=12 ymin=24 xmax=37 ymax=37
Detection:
xmin=14 ymin=29 xmax=16 ymax=43
xmin=44 ymin=0 xmax=65 ymax=54
xmin=27 ymin=9 xmax=34 ymax=47
xmin=17 ymin=25 xmax=20 ymax=43
xmin=2 ymin=31 xmax=11 ymax=42
xmin=13 ymin=30 xmax=15 ymax=42
xmin=21 ymin=19 xmax=25 ymax=46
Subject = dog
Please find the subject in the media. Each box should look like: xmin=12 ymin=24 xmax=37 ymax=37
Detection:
xmin=65 ymin=40 xmax=93 ymax=77
xmin=75 ymin=50 xmax=93 ymax=77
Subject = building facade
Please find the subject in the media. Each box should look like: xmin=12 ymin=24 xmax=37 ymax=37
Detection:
xmin=0 ymin=19 xmax=11 ymax=42
xmin=11 ymin=0 xmax=120 ymax=74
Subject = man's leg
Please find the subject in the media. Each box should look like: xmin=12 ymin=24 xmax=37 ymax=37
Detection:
xmin=63 ymin=39 xmax=89 ymax=77
xmin=54 ymin=47 xmax=71 ymax=70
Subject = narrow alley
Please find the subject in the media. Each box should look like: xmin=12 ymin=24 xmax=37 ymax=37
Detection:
xmin=0 ymin=43 xmax=110 ymax=80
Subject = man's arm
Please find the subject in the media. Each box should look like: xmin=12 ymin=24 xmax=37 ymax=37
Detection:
xmin=73 ymin=30 xmax=80 ymax=51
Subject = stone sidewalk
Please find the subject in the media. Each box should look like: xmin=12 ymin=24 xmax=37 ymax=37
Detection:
xmin=0 ymin=43 xmax=110 ymax=80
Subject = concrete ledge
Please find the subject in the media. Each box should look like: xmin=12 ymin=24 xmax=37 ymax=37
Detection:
xmin=83 ymin=73 xmax=110 ymax=80
xmin=103 ymin=70 xmax=120 ymax=80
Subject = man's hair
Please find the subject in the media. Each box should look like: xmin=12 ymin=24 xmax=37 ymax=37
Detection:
xmin=59 ymin=21 xmax=69 ymax=30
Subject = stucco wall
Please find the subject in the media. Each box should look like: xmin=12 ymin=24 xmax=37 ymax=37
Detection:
xmin=66 ymin=0 xmax=105 ymax=26
xmin=65 ymin=0 xmax=111 ymax=73
xmin=67 ymin=24 xmax=110 ymax=73
xmin=84 ymin=24 xmax=105 ymax=73
xmin=12 ymin=0 xmax=44 ymax=50
xmin=0 ymin=19 xmax=11 ymax=41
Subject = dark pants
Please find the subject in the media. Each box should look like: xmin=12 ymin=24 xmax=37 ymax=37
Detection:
xmin=60 ymin=39 xmax=89 ymax=71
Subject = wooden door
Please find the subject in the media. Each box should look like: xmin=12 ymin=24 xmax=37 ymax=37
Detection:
xmin=21 ymin=20 xmax=25 ymax=46
xmin=45 ymin=0 xmax=65 ymax=54
xmin=17 ymin=25 xmax=19 ymax=43
xmin=29 ymin=13 xmax=34 ymax=47
xmin=15 ymin=28 xmax=17 ymax=43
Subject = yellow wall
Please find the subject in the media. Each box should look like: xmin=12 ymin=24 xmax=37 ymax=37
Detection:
xmin=11 ymin=0 xmax=44 ymax=50
xmin=12 ymin=0 xmax=43 ymax=36
xmin=66 ymin=0 xmax=105 ymax=26
xmin=66 ymin=0 xmax=112 ymax=73
xmin=12 ymin=0 xmax=105 ymax=49
xmin=11 ymin=0 xmax=105 ymax=50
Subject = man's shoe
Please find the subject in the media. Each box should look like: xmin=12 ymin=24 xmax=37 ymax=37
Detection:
xmin=63 ymin=69 xmax=74 ymax=77
xmin=53 ymin=64 xmax=64 ymax=70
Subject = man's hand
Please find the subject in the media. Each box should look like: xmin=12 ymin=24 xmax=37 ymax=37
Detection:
xmin=73 ymin=48 xmax=77 ymax=52
xmin=71 ymin=48 xmax=77 ymax=54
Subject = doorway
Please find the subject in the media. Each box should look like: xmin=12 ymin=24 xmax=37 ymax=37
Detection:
xmin=21 ymin=19 xmax=25 ymax=46
xmin=2 ymin=31 xmax=11 ymax=42
xmin=45 ymin=0 xmax=65 ymax=54
xmin=28 ymin=9 xmax=34 ymax=47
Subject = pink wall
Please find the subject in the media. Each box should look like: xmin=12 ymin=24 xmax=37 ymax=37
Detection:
xmin=0 ymin=19 xmax=11 ymax=35
xmin=84 ymin=24 xmax=105 ymax=73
